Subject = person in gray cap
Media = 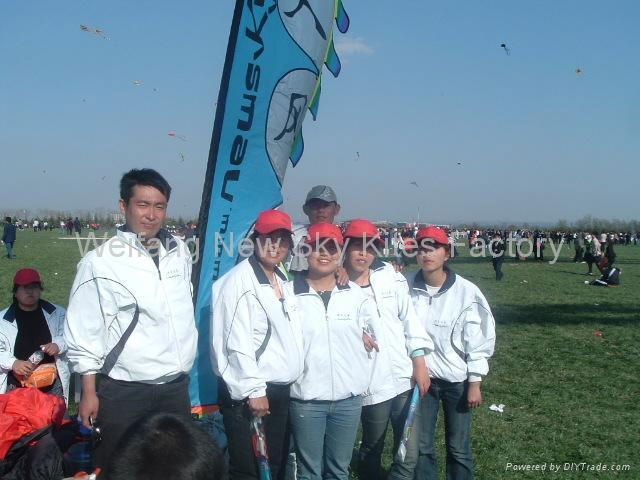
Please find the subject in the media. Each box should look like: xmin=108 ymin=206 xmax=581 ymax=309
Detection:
xmin=288 ymin=186 xmax=341 ymax=273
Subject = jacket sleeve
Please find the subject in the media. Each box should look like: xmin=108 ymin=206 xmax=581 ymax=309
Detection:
xmin=394 ymin=271 xmax=434 ymax=356
xmin=462 ymin=295 xmax=496 ymax=382
xmin=63 ymin=257 xmax=116 ymax=375
xmin=211 ymin=279 xmax=267 ymax=401
xmin=0 ymin=331 xmax=17 ymax=373
xmin=50 ymin=306 xmax=68 ymax=354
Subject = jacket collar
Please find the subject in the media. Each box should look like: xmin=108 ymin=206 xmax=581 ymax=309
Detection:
xmin=3 ymin=300 xmax=56 ymax=323
xmin=371 ymin=257 xmax=385 ymax=271
xmin=412 ymin=267 xmax=456 ymax=295
xmin=118 ymin=225 xmax=178 ymax=252
xmin=249 ymin=255 xmax=287 ymax=285
xmin=293 ymin=271 xmax=350 ymax=295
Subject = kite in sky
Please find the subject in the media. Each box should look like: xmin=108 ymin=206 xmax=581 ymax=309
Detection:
xmin=167 ymin=131 xmax=187 ymax=141
xmin=132 ymin=80 xmax=143 ymax=86
xmin=410 ymin=181 xmax=419 ymax=188
xmin=575 ymin=68 xmax=583 ymax=75
xmin=80 ymin=24 xmax=109 ymax=39
xmin=500 ymin=43 xmax=510 ymax=56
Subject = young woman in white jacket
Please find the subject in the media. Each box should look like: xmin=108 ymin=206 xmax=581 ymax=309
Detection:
xmin=211 ymin=210 xmax=304 ymax=480
xmin=0 ymin=268 xmax=70 ymax=403
xmin=342 ymin=220 xmax=433 ymax=480
xmin=408 ymin=227 xmax=496 ymax=480
xmin=285 ymin=223 xmax=377 ymax=480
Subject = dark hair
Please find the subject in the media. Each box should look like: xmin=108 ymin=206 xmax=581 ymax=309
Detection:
xmin=120 ymin=168 xmax=172 ymax=204
xmin=5 ymin=217 xmax=11 ymax=223
xmin=106 ymin=413 xmax=224 ymax=480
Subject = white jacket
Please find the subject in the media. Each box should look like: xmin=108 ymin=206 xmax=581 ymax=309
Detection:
xmin=211 ymin=256 xmax=304 ymax=401
xmin=0 ymin=301 xmax=71 ymax=403
xmin=362 ymin=260 xmax=434 ymax=406
xmin=286 ymin=275 xmax=374 ymax=401
xmin=408 ymin=269 xmax=495 ymax=383
xmin=64 ymin=228 xmax=198 ymax=383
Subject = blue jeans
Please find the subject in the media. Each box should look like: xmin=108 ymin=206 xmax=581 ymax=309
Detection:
xmin=5 ymin=242 xmax=15 ymax=258
xmin=414 ymin=379 xmax=474 ymax=480
xmin=290 ymin=396 xmax=362 ymax=480
xmin=358 ymin=390 xmax=419 ymax=480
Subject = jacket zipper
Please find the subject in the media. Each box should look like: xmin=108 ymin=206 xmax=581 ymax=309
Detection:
xmin=323 ymin=296 xmax=335 ymax=401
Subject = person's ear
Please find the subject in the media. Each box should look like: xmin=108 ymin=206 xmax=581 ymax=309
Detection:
xmin=119 ymin=199 xmax=127 ymax=216
xmin=334 ymin=203 xmax=341 ymax=216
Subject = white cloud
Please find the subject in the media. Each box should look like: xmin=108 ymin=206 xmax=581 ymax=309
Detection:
xmin=334 ymin=36 xmax=374 ymax=56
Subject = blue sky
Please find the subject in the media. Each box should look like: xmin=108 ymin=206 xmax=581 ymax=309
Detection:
xmin=1 ymin=0 xmax=638 ymax=224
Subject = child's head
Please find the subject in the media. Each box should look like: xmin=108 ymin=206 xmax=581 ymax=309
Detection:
xmin=415 ymin=227 xmax=451 ymax=274
xmin=343 ymin=220 xmax=383 ymax=275
xmin=106 ymin=413 xmax=224 ymax=480
xmin=305 ymin=223 xmax=344 ymax=277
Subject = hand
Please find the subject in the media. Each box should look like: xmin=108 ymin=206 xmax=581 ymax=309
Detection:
xmin=467 ymin=382 xmax=482 ymax=409
xmin=335 ymin=266 xmax=349 ymax=286
xmin=40 ymin=343 xmax=60 ymax=356
xmin=412 ymin=357 xmax=431 ymax=397
xmin=12 ymin=360 xmax=35 ymax=377
xmin=393 ymin=262 xmax=404 ymax=273
xmin=248 ymin=396 xmax=270 ymax=417
xmin=79 ymin=392 xmax=100 ymax=429
xmin=363 ymin=332 xmax=379 ymax=353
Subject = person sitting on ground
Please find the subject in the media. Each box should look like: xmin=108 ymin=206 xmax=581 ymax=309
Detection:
xmin=589 ymin=266 xmax=621 ymax=287
xmin=105 ymin=413 xmax=224 ymax=480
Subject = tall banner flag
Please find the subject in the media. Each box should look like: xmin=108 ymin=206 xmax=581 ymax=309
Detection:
xmin=190 ymin=0 xmax=350 ymax=411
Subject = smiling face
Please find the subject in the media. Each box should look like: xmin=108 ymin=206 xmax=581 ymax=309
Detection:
xmin=119 ymin=185 xmax=168 ymax=240
xmin=304 ymin=199 xmax=340 ymax=224
xmin=344 ymin=241 xmax=376 ymax=276
xmin=255 ymin=230 xmax=292 ymax=270
xmin=14 ymin=283 xmax=42 ymax=310
xmin=307 ymin=240 xmax=341 ymax=276
xmin=417 ymin=242 xmax=450 ymax=274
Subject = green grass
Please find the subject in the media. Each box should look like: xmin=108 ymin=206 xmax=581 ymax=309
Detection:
xmin=2 ymin=231 xmax=638 ymax=479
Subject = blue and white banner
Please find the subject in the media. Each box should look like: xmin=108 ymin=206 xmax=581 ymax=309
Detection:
xmin=189 ymin=0 xmax=349 ymax=410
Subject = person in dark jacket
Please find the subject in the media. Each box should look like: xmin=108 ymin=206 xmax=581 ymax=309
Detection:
xmin=2 ymin=217 xmax=17 ymax=259
xmin=573 ymin=234 xmax=584 ymax=263
xmin=490 ymin=233 xmax=505 ymax=281
xmin=604 ymin=235 xmax=616 ymax=266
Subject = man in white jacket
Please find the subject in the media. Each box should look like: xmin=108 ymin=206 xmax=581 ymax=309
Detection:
xmin=64 ymin=169 xmax=198 ymax=473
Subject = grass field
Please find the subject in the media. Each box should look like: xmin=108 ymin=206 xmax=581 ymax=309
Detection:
xmin=1 ymin=230 xmax=638 ymax=479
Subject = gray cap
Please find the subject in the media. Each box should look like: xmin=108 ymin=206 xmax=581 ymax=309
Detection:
xmin=305 ymin=185 xmax=337 ymax=204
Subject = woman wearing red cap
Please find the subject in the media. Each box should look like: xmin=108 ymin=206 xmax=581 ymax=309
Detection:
xmin=0 ymin=269 xmax=70 ymax=403
xmin=408 ymin=227 xmax=496 ymax=480
xmin=342 ymin=219 xmax=433 ymax=480
xmin=211 ymin=210 xmax=304 ymax=480
xmin=285 ymin=223 xmax=377 ymax=480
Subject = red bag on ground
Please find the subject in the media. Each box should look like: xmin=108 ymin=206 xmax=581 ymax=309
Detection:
xmin=0 ymin=388 xmax=66 ymax=459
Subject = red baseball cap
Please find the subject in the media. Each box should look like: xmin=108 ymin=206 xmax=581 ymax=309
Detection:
xmin=416 ymin=226 xmax=449 ymax=246
xmin=305 ymin=223 xmax=344 ymax=246
xmin=403 ymin=238 xmax=418 ymax=252
xmin=343 ymin=219 xmax=383 ymax=245
xmin=254 ymin=210 xmax=293 ymax=235
xmin=13 ymin=268 xmax=42 ymax=286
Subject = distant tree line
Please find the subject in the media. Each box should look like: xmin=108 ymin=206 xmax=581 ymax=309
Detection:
xmin=0 ymin=207 xmax=197 ymax=228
